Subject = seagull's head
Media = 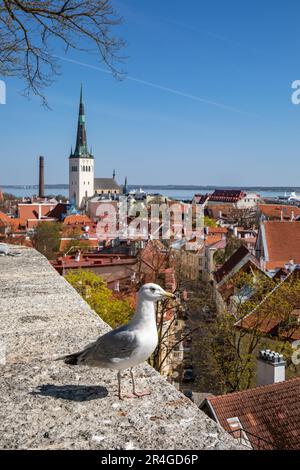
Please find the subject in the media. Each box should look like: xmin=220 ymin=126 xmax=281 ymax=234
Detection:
xmin=138 ymin=283 xmax=176 ymax=302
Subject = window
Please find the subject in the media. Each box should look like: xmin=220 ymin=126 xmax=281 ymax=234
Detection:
xmin=71 ymin=166 xmax=77 ymax=172
xmin=226 ymin=417 xmax=252 ymax=448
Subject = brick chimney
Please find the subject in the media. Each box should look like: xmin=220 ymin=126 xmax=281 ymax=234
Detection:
xmin=257 ymin=349 xmax=286 ymax=387
xmin=39 ymin=156 xmax=45 ymax=199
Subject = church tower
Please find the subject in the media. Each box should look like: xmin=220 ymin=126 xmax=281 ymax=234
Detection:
xmin=69 ymin=86 xmax=94 ymax=208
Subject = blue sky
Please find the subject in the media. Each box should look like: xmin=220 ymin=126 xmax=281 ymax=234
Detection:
xmin=1 ymin=0 xmax=300 ymax=186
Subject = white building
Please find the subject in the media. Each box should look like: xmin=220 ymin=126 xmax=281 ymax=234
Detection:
xmin=237 ymin=192 xmax=261 ymax=209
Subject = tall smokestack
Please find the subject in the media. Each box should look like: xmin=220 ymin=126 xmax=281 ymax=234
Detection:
xmin=39 ymin=155 xmax=45 ymax=199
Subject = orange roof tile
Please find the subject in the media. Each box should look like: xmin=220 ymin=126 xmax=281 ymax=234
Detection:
xmin=63 ymin=214 xmax=92 ymax=225
xmin=259 ymin=204 xmax=300 ymax=220
xmin=18 ymin=203 xmax=56 ymax=221
xmin=264 ymin=221 xmax=300 ymax=270
xmin=59 ymin=237 xmax=99 ymax=251
xmin=205 ymin=234 xmax=224 ymax=246
xmin=206 ymin=377 xmax=300 ymax=449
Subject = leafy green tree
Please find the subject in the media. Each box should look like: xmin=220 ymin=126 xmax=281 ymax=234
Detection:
xmin=211 ymin=272 xmax=300 ymax=392
xmin=65 ymin=270 xmax=133 ymax=328
xmin=214 ymin=235 xmax=244 ymax=265
xmin=32 ymin=221 xmax=61 ymax=259
xmin=204 ymin=216 xmax=217 ymax=228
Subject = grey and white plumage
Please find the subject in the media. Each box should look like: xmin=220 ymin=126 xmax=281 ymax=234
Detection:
xmin=58 ymin=283 xmax=176 ymax=399
xmin=0 ymin=243 xmax=21 ymax=256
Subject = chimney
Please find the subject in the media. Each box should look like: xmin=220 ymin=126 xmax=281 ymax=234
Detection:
xmin=257 ymin=350 xmax=286 ymax=387
xmin=39 ymin=156 xmax=45 ymax=199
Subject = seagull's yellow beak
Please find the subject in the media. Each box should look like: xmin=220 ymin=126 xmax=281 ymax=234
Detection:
xmin=163 ymin=291 xmax=177 ymax=300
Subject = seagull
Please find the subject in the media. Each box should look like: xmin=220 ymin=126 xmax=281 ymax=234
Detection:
xmin=57 ymin=283 xmax=176 ymax=400
xmin=0 ymin=243 xmax=21 ymax=256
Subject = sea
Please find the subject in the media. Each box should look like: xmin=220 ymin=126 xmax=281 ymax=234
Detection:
xmin=2 ymin=186 xmax=299 ymax=201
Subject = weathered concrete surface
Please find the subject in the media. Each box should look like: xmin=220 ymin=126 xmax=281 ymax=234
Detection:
xmin=0 ymin=247 xmax=242 ymax=450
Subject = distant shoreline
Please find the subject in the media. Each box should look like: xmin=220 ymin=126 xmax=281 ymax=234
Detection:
xmin=2 ymin=184 xmax=300 ymax=192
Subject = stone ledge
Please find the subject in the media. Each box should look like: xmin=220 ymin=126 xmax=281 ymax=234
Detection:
xmin=0 ymin=247 xmax=242 ymax=450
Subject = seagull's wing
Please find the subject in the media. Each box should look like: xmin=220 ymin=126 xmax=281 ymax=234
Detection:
xmin=77 ymin=328 xmax=139 ymax=366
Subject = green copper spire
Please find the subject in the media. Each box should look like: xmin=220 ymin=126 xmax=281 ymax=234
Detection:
xmin=71 ymin=85 xmax=92 ymax=158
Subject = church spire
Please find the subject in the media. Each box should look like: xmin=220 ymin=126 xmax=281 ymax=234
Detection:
xmin=74 ymin=85 xmax=89 ymax=157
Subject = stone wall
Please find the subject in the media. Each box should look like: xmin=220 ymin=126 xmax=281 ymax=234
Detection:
xmin=0 ymin=246 xmax=242 ymax=450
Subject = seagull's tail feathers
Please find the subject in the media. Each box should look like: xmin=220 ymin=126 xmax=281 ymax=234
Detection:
xmin=55 ymin=351 xmax=82 ymax=365
xmin=63 ymin=352 xmax=81 ymax=365
xmin=55 ymin=343 xmax=95 ymax=365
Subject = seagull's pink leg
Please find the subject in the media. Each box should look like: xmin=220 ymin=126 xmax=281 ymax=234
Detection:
xmin=130 ymin=368 xmax=151 ymax=398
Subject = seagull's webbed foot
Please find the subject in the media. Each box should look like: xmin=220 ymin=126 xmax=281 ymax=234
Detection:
xmin=133 ymin=390 xmax=151 ymax=398
xmin=117 ymin=369 xmax=152 ymax=400
xmin=130 ymin=368 xmax=151 ymax=398
xmin=118 ymin=390 xmax=151 ymax=400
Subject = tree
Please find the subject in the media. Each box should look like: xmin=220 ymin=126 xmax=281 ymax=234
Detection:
xmin=0 ymin=0 xmax=124 ymax=104
xmin=213 ymin=234 xmax=244 ymax=265
xmin=204 ymin=216 xmax=217 ymax=228
xmin=31 ymin=221 xmax=61 ymax=259
xmin=65 ymin=269 xmax=133 ymax=328
xmin=211 ymin=272 xmax=300 ymax=393
xmin=228 ymin=207 xmax=258 ymax=229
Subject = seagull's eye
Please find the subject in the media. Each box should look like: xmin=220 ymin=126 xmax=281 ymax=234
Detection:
xmin=150 ymin=287 xmax=156 ymax=293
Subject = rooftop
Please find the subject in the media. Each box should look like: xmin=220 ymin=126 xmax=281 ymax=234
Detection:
xmin=94 ymin=178 xmax=120 ymax=191
xmin=214 ymin=245 xmax=260 ymax=284
xmin=205 ymin=377 xmax=300 ymax=450
xmin=259 ymin=204 xmax=300 ymax=220
xmin=0 ymin=246 xmax=241 ymax=450
xmin=262 ymin=221 xmax=300 ymax=270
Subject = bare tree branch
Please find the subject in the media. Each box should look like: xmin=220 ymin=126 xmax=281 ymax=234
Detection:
xmin=0 ymin=0 xmax=125 ymax=104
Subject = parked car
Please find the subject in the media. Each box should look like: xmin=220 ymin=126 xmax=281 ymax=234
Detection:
xmin=182 ymin=369 xmax=196 ymax=383
xmin=183 ymin=390 xmax=193 ymax=401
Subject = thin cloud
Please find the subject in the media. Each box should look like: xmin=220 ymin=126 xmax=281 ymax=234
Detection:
xmin=54 ymin=55 xmax=258 ymax=118
xmin=167 ymin=19 xmax=259 ymax=54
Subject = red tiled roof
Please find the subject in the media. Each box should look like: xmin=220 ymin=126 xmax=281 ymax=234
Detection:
xmin=205 ymin=234 xmax=224 ymax=246
xmin=193 ymin=194 xmax=210 ymax=204
xmin=0 ymin=212 xmax=26 ymax=231
xmin=207 ymin=227 xmax=228 ymax=235
xmin=214 ymin=245 xmax=255 ymax=283
xmin=0 ymin=211 xmax=11 ymax=224
xmin=18 ymin=203 xmax=56 ymax=220
xmin=259 ymin=204 xmax=300 ymax=220
xmin=206 ymin=377 xmax=300 ymax=449
xmin=59 ymin=238 xmax=99 ymax=251
xmin=63 ymin=214 xmax=92 ymax=225
xmin=264 ymin=221 xmax=300 ymax=270
xmin=46 ymin=203 xmax=68 ymax=220
xmin=209 ymin=189 xmax=246 ymax=203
